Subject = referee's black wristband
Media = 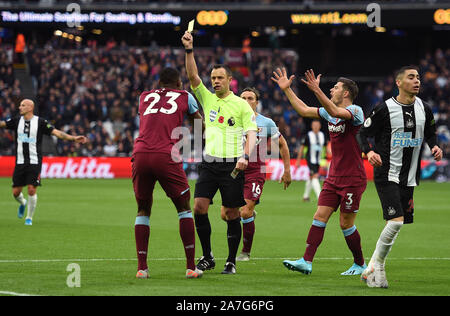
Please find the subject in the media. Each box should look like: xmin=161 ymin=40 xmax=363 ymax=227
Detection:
xmin=185 ymin=48 xmax=193 ymax=54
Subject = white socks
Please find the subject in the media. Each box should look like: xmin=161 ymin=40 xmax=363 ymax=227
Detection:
xmin=369 ymin=220 xmax=403 ymax=266
xmin=311 ymin=178 xmax=321 ymax=198
xmin=304 ymin=178 xmax=321 ymax=199
xmin=26 ymin=194 xmax=38 ymax=220
xmin=15 ymin=192 xmax=27 ymax=206
xmin=303 ymin=179 xmax=312 ymax=199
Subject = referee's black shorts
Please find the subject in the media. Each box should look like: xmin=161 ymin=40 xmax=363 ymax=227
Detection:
xmin=194 ymin=156 xmax=246 ymax=208
xmin=12 ymin=163 xmax=42 ymax=187
xmin=375 ymin=181 xmax=415 ymax=224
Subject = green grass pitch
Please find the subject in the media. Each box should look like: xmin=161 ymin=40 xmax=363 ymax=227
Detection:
xmin=0 ymin=177 xmax=449 ymax=296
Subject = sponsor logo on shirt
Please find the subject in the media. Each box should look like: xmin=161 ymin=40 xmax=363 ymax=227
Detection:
xmin=392 ymin=132 xmax=422 ymax=148
xmin=18 ymin=133 xmax=36 ymax=144
xmin=328 ymin=123 xmax=346 ymax=134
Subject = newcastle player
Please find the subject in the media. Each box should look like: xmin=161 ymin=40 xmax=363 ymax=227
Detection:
xmin=357 ymin=65 xmax=443 ymax=288
xmin=0 ymin=99 xmax=87 ymax=225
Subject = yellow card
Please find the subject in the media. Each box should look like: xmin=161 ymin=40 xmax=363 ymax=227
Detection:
xmin=187 ymin=19 xmax=195 ymax=33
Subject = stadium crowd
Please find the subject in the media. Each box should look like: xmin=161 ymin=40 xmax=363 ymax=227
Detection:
xmin=0 ymin=37 xmax=449 ymax=159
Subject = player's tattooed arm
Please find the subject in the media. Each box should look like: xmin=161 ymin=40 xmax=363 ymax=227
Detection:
xmin=51 ymin=129 xmax=87 ymax=144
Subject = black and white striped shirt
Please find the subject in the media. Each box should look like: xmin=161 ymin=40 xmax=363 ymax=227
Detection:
xmin=5 ymin=116 xmax=55 ymax=165
xmin=357 ymin=96 xmax=437 ymax=186
xmin=301 ymin=130 xmax=326 ymax=165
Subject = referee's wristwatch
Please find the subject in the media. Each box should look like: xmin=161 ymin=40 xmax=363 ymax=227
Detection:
xmin=243 ymin=154 xmax=250 ymax=161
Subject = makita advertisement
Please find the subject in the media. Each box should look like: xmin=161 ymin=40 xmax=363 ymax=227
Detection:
xmin=0 ymin=156 xmax=128 ymax=179
xmin=0 ymin=156 xmax=447 ymax=182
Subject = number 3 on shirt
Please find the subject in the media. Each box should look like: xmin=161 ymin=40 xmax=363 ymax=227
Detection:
xmin=143 ymin=92 xmax=180 ymax=116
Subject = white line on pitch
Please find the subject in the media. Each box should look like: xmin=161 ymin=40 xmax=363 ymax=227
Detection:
xmin=0 ymin=291 xmax=39 ymax=296
xmin=0 ymin=257 xmax=450 ymax=263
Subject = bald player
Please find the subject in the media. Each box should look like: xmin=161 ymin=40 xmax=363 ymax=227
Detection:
xmin=0 ymin=99 xmax=87 ymax=225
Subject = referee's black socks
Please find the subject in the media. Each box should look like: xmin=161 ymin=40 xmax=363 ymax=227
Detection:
xmin=194 ymin=213 xmax=213 ymax=259
xmin=226 ymin=217 xmax=242 ymax=264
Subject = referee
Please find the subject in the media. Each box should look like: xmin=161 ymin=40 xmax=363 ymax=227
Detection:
xmin=356 ymin=65 xmax=443 ymax=288
xmin=0 ymin=99 xmax=87 ymax=225
xmin=182 ymin=31 xmax=257 ymax=274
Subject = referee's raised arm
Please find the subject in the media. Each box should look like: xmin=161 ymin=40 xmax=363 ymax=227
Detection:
xmin=182 ymin=31 xmax=201 ymax=89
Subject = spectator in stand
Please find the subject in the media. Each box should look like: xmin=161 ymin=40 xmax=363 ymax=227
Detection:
xmin=0 ymin=39 xmax=447 ymax=161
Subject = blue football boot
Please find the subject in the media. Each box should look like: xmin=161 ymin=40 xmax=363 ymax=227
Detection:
xmin=283 ymin=258 xmax=312 ymax=275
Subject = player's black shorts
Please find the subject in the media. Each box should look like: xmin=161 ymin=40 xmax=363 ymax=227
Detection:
xmin=375 ymin=181 xmax=414 ymax=224
xmin=12 ymin=164 xmax=42 ymax=187
xmin=194 ymin=156 xmax=246 ymax=208
xmin=307 ymin=161 xmax=320 ymax=175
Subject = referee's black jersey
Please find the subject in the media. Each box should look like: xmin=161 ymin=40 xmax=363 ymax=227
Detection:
xmin=5 ymin=115 xmax=55 ymax=165
xmin=356 ymin=96 xmax=437 ymax=187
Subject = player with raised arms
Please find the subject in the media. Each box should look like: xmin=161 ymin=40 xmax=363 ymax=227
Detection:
xmin=271 ymin=68 xmax=367 ymax=276
xmin=131 ymin=67 xmax=203 ymax=279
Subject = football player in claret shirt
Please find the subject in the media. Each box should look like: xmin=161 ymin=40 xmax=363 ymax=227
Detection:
xmin=131 ymin=67 xmax=203 ymax=279
xmin=272 ymin=68 xmax=367 ymax=276
xmin=0 ymin=99 xmax=87 ymax=226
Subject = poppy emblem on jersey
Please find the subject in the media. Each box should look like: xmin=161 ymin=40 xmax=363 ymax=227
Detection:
xmin=228 ymin=117 xmax=235 ymax=126
xmin=209 ymin=110 xmax=218 ymax=122
xmin=218 ymin=116 xmax=224 ymax=123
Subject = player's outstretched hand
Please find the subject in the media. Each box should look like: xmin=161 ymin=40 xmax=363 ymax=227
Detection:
xmin=271 ymin=67 xmax=295 ymax=91
xmin=182 ymin=31 xmax=193 ymax=49
xmin=301 ymin=69 xmax=322 ymax=93
xmin=74 ymin=136 xmax=88 ymax=144
xmin=431 ymin=145 xmax=443 ymax=161
xmin=279 ymin=171 xmax=292 ymax=190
